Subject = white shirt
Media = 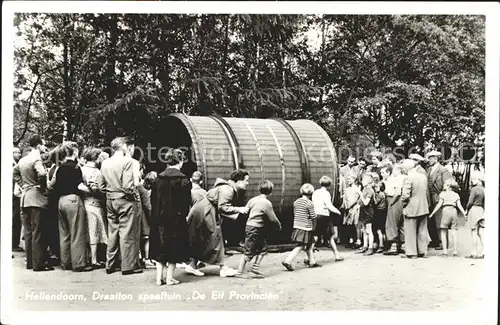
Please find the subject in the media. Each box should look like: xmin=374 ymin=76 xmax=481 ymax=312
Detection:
xmin=312 ymin=187 xmax=339 ymax=216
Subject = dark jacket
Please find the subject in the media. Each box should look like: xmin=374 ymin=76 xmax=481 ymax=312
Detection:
xmin=149 ymin=167 xmax=192 ymax=263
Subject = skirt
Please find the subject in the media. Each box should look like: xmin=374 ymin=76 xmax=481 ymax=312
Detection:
xmin=467 ymin=206 xmax=484 ymax=230
xmin=84 ymin=202 xmax=107 ymax=245
xmin=291 ymin=228 xmax=314 ymax=248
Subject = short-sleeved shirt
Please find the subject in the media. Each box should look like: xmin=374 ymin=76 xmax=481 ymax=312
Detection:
xmin=439 ymin=190 xmax=460 ymax=207
xmin=466 ymin=184 xmax=485 ymax=210
xmin=358 ymin=186 xmax=375 ymax=220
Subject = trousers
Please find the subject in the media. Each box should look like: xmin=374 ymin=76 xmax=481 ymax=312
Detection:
xmin=403 ymin=215 xmax=431 ymax=256
xmin=13 ymin=196 xmax=22 ymax=247
xmin=106 ymin=198 xmax=140 ymax=272
xmin=22 ymin=207 xmax=49 ymax=270
xmin=58 ymin=194 xmax=90 ymax=270
xmin=385 ymin=196 xmax=405 ymax=245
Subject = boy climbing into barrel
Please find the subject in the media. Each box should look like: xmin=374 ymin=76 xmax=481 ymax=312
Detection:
xmin=236 ymin=180 xmax=282 ymax=278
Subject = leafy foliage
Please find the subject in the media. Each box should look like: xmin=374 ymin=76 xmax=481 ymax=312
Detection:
xmin=13 ymin=14 xmax=484 ymax=155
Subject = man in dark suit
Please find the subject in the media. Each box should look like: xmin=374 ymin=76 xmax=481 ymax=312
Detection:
xmin=400 ymin=159 xmax=430 ymax=259
xmin=13 ymin=135 xmax=53 ymax=271
xmin=426 ymin=150 xmax=453 ymax=250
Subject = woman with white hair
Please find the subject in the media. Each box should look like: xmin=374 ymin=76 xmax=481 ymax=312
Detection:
xmin=465 ymin=172 xmax=485 ymax=259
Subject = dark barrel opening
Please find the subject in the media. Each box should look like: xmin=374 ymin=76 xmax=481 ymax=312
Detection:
xmin=148 ymin=115 xmax=198 ymax=180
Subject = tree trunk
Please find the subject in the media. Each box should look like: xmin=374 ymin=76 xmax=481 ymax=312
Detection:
xmin=317 ymin=15 xmax=326 ymax=116
xmin=104 ymin=15 xmax=118 ymax=143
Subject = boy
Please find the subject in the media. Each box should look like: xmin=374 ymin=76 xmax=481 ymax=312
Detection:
xmin=236 ymin=180 xmax=282 ymax=278
xmin=373 ymin=182 xmax=387 ymax=253
xmin=355 ymin=174 xmax=376 ymax=255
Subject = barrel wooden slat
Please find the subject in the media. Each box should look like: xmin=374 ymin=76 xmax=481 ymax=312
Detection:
xmin=155 ymin=114 xmax=337 ymax=245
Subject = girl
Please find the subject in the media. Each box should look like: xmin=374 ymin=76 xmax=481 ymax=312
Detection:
xmin=236 ymin=180 xmax=282 ymax=278
xmin=465 ymin=173 xmax=485 ymax=259
xmin=355 ymin=174 xmax=376 ymax=256
xmin=282 ymin=184 xmax=319 ymax=271
xmin=429 ymin=179 xmax=467 ymax=257
xmin=342 ymin=176 xmax=360 ymax=248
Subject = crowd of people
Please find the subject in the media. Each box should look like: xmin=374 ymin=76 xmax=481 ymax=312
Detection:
xmin=12 ymin=134 xmax=485 ymax=285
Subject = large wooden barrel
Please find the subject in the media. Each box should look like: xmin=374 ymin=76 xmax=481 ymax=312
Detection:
xmin=149 ymin=113 xmax=338 ymax=245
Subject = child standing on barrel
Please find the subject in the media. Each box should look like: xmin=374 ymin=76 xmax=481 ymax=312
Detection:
xmin=236 ymin=180 xmax=282 ymax=278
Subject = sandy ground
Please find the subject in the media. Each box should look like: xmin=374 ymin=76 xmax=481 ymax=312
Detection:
xmin=11 ymin=220 xmax=486 ymax=312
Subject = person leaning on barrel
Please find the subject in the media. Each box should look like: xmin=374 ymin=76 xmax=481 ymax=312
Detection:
xmin=185 ymin=169 xmax=250 ymax=278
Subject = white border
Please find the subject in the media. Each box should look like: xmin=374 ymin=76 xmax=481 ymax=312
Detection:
xmin=2 ymin=2 xmax=499 ymax=325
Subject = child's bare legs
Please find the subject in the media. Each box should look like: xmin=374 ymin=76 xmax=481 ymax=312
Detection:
xmin=477 ymin=226 xmax=485 ymax=256
xmin=377 ymin=230 xmax=384 ymax=250
xmin=284 ymin=246 xmax=303 ymax=264
xmin=90 ymin=244 xmax=98 ymax=265
xmin=470 ymin=229 xmax=478 ymax=256
xmin=329 ymin=227 xmax=342 ymax=260
xmin=362 ymin=225 xmax=368 ymax=249
xmin=367 ymin=224 xmax=374 ymax=249
xmin=449 ymin=229 xmax=458 ymax=255
xmin=251 ymin=253 xmax=266 ymax=276
xmin=306 ymin=245 xmax=317 ymax=265
xmin=440 ymin=229 xmax=449 ymax=255
xmin=356 ymin=223 xmax=362 ymax=246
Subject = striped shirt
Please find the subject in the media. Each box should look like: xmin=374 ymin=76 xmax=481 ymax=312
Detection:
xmin=293 ymin=197 xmax=316 ymax=231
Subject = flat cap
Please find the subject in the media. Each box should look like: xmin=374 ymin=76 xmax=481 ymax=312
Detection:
xmin=409 ymin=153 xmax=425 ymax=161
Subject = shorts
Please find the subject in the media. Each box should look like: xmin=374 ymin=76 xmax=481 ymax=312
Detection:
xmin=373 ymin=209 xmax=387 ymax=233
xmin=440 ymin=206 xmax=459 ymax=230
xmin=244 ymin=225 xmax=268 ymax=260
xmin=312 ymin=214 xmax=335 ymax=238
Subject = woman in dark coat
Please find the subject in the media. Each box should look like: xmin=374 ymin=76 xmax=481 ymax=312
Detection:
xmin=149 ymin=149 xmax=192 ymax=286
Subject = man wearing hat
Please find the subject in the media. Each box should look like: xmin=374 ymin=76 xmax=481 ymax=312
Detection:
xmin=426 ymin=150 xmax=453 ymax=250
xmin=400 ymin=159 xmax=430 ymax=258
xmin=409 ymin=153 xmax=428 ymax=176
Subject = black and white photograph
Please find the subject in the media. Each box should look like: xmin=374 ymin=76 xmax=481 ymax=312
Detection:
xmin=1 ymin=1 xmax=499 ymax=324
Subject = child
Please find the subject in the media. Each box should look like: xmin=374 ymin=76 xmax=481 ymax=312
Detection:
xmin=465 ymin=173 xmax=485 ymax=259
xmin=282 ymin=183 xmax=319 ymax=271
xmin=429 ymin=179 xmax=467 ymax=257
xmin=355 ymin=174 xmax=376 ymax=255
xmin=373 ymin=182 xmax=387 ymax=253
xmin=311 ymin=176 xmax=343 ymax=262
xmin=342 ymin=176 xmax=360 ymax=248
xmin=236 ymin=180 xmax=282 ymax=278
xmin=141 ymin=171 xmax=157 ymax=268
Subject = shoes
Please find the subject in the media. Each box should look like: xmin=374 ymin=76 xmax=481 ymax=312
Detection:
xmin=417 ymin=254 xmax=428 ymax=258
xmin=122 ymin=268 xmax=143 ymax=275
xmin=250 ymin=270 xmax=265 ymax=278
xmin=235 ymin=272 xmax=250 ymax=279
xmin=219 ymin=266 xmax=237 ymax=278
xmin=166 ymin=279 xmax=180 ymax=286
xmin=144 ymin=260 xmax=156 ymax=268
xmin=106 ymin=268 xmax=117 ymax=274
xmin=376 ymin=248 xmax=384 ymax=254
xmin=383 ymin=250 xmax=398 ymax=256
xmin=435 ymin=244 xmax=443 ymax=251
xmin=282 ymin=261 xmax=294 ymax=271
xmin=355 ymin=247 xmax=368 ymax=254
xmin=156 ymin=279 xmax=166 ymax=286
xmin=197 ymin=262 xmax=206 ymax=269
xmin=185 ymin=265 xmax=205 ymax=276
xmin=74 ymin=265 xmax=94 ymax=272
xmin=400 ymin=255 xmax=417 ymax=259
xmin=363 ymin=248 xmax=375 ymax=256
xmin=92 ymin=262 xmax=105 ymax=270
xmin=334 ymin=256 xmax=344 ymax=262
xmin=12 ymin=246 xmax=24 ymax=252
xmin=176 ymin=262 xmax=188 ymax=269
xmin=308 ymin=263 xmax=322 ymax=268
xmin=33 ymin=266 xmax=54 ymax=272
